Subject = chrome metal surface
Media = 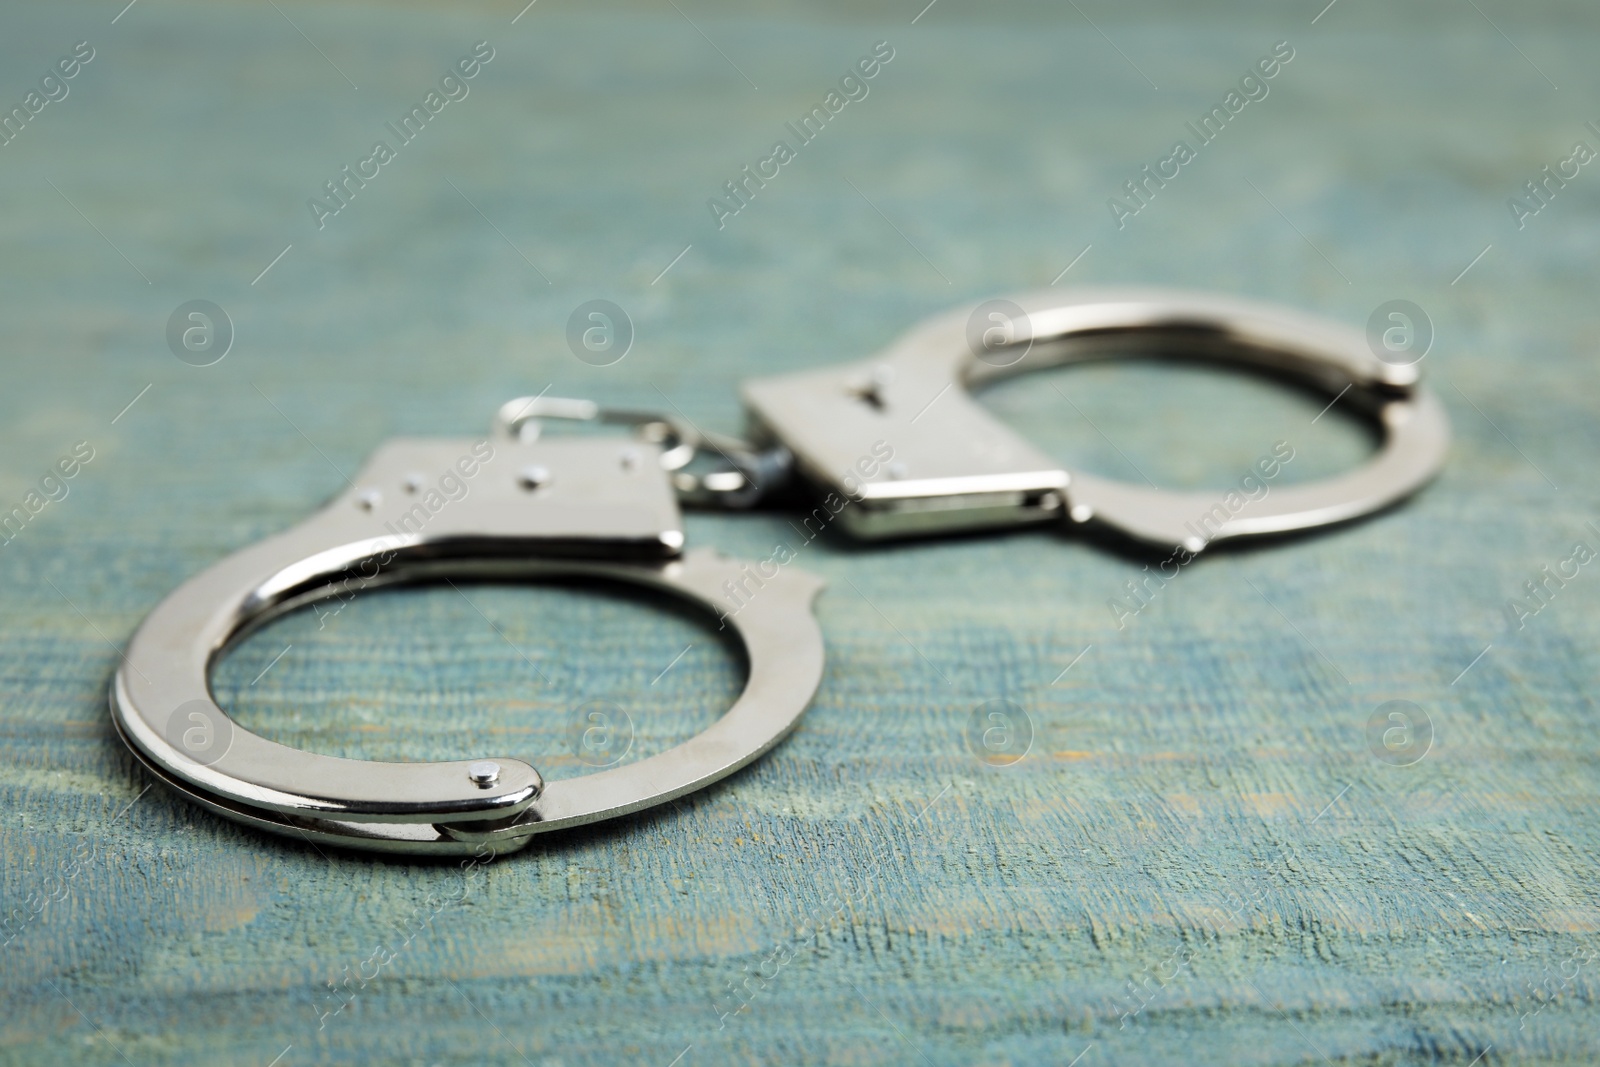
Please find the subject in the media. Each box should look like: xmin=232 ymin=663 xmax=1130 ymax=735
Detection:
xmin=740 ymin=288 xmax=1450 ymax=549
xmin=111 ymin=432 xmax=826 ymax=855
xmin=112 ymin=289 xmax=1450 ymax=856
xmin=494 ymin=394 xmax=795 ymax=509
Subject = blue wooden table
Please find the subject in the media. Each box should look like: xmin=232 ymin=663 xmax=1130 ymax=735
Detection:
xmin=2 ymin=1 xmax=1597 ymax=1064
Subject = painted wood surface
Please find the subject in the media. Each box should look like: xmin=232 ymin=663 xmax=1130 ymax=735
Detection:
xmin=2 ymin=2 xmax=1598 ymax=1064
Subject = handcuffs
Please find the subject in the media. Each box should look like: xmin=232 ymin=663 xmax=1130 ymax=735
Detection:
xmin=111 ymin=288 xmax=1449 ymax=855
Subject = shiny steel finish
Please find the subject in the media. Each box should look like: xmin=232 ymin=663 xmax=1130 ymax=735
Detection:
xmin=740 ymin=288 xmax=1450 ymax=549
xmin=111 ymin=433 xmax=825 ymax=855
xmin=111 ymin=290 xmax=1450 ymax=856
xmin=495 ymin=394 xmax=793 ymax=510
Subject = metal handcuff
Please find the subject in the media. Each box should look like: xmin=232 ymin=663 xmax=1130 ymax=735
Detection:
xmin=110 ymin=288 xmax=1450 ymax=855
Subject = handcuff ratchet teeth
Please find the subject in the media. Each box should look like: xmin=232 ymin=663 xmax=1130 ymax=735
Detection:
xmin=110 ymin=287 xmax=1447 ymax=855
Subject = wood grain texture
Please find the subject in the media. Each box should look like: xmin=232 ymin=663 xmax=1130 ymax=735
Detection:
xmin=2 ymin=2 xmax=1598 ymax=1064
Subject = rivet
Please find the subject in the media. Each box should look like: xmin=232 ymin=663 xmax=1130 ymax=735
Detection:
xmin=467 ymin=761 xmax=501 ymax=786
xmin=518 ymin=465 xmax=552 ymax=491
xmin=356 ymin=489 xmax=382 ymax=511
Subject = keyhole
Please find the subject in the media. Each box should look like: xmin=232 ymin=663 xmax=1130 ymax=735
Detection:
xmin=846 ymin=363 xmax=895 ymax=412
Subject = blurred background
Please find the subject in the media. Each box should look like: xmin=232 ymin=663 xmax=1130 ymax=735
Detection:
xmin=2 ymin=1 xmax=1597 ymax=1065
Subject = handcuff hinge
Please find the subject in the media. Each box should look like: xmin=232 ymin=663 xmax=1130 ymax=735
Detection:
xmin=494 ymin=394 xmax=795 ymax=511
